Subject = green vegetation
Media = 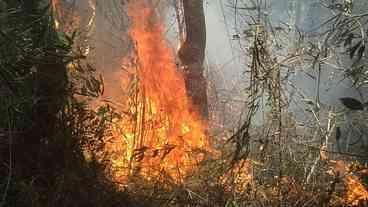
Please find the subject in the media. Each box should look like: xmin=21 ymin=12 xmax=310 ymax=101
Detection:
xmin=1 ymin=1 xmax=367 ymax=207
xmin=0 ymin=1 xmax=145 ymax=206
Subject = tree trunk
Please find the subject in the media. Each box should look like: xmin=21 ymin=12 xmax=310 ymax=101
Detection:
xmin=178 ymin=0 xmax=208 ymax=119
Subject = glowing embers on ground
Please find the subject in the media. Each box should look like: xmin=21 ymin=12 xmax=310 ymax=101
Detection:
xmin=333 ymin=160 xmax=368 ymax=206
xmin=104 ymin=1 xmax=213 ymax=183
xmin=220 ymin=159 xmax=253 ymax=193
xmin=345 ymin=175 xmax=368 ymax=206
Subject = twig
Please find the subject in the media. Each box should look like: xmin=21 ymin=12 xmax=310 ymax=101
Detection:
xmin=1 ymin=111 xmax=13 ymax=206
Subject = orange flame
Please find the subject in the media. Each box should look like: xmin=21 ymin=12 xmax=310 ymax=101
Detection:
xmin=345 ymin=175 xmax=368 ymax=206
xmin=220 ymin=159 xmax=253 ymax=192
xmin=105 ymin=1 xmax=213 ymax=183
xmin=51 ymin=0 xmax=81 ymax=33
xmin=51 ymin=0 xmax=61 ymax=29
xmin=334 ymin=160 xmax=368 ymax=206
xmin=51 ymin=0 xmax=60 ymax=13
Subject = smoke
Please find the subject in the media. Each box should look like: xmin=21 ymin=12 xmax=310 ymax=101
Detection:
xmin=205 ymin=0 xmax=367 ymax=121
xmin=70 ymin=0 xmax=367 ymax=127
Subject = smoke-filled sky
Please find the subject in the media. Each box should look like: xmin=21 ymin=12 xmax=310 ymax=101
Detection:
xmin=205 ymin=0 xmax=365 ymax=108
xmin=89 ymin=0 xmax=367 ymax=123
xmin=205 ymin=1 xmax=242 ymax=80
xmin=201 ymin=0 xmax=368 ymax=127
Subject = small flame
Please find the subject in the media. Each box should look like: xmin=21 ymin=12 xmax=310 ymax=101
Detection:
xmin=54 ymin=19 xmax=60 ymax=30
xmin=51 ymin=0 xmax=81 ymax=33
xmin=334 ymin=160 xmax=368 ymax=206
xmin=104 ymin=1 xmax=213 ymax=184
xmin=51 ymin=0 xmax=59 ymax=12
xmin=221 ymin=160 xmax=253 ymax=192
xmin=345 ymin=175 xmax=368 ymax=206
xmin=51 ymin=0 xmax=61 ymax=29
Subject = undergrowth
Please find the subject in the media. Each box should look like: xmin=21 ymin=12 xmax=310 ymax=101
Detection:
xmin=1 ymin=1 xmax=367 ymax=207
xmin=0 ymin=1 xmax=147 ymax=206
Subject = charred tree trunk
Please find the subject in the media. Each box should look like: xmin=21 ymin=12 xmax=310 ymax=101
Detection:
xmin=178 ymin=0 xmax=208 ymax=119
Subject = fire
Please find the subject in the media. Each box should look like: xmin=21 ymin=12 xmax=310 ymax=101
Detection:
xmin=104 ymin=1 xmax=213 ymax=183
xmin=345 ymin=175 xmax=368 ymax=206
xmin=51 ymin=0 xmax=59 ymax=13
xmin=51 ymin=0 xmax=60 ymax=29
xmin=220 ymin=159 xmax=253 ymax=192
xmin=333 ymin=160 xmax=368 ymax=206
xmin=51 ymin=0 xmax=81 ymax=33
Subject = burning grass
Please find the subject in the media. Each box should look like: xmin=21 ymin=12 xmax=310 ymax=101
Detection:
xmin=345 ymin=175 xmax=368 ymax=206
xmin=102 ymin=1 xmax=214 ymax=184
xmin=95 ymin=1 xmax=368 ymax=206
xmin=34 ymin=1 xmax=368 ymax=206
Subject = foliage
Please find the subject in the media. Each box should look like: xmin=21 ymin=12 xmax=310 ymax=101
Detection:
xmin=1 ymin=0 xmax=367 ymax=207
xmin=0 ymin=1 xmax=146 ymax=206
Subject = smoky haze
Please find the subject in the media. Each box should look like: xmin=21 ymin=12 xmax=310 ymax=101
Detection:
xmin=84 ymin=0 xmax=367 ymax=125
xmin=205 ymin=0 xmax=368 ymax=122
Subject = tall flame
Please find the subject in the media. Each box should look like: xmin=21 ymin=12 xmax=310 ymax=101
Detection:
xmin=105 ymin=1 xmax=213 ymax=183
